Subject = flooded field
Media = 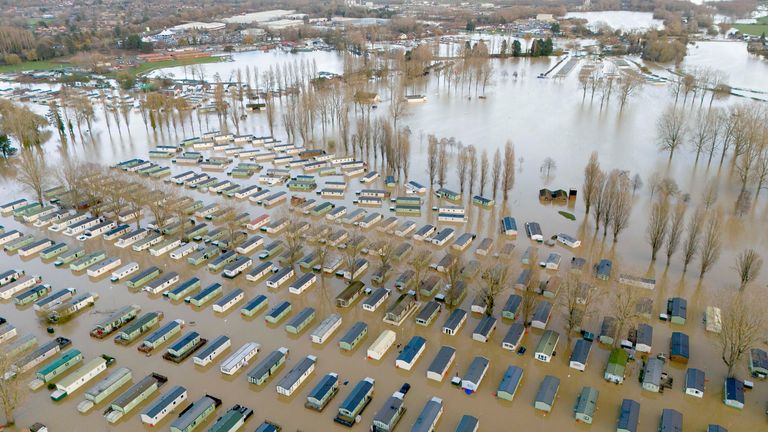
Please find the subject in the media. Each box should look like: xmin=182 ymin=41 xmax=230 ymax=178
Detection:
xmin=1 ymin=46 xmax=767 ymax=432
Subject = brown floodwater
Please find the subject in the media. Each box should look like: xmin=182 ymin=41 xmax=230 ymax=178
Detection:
xmin=0 ymin=47 xmax=767 ymax=432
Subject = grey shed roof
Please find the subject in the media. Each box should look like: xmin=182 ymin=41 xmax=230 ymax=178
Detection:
xmin=454 ymin=415 xmax=479 ymax=432
xmin=463 ymin=356 xmax=490 ymax=384
xmin=574 ymin=386 xmax=599 ymax=416
xmin=497 ymin=365 xmax=524 ymax=395
xmin=617 ymin=399 xmax=640 ymax=432
xmin=569 ymin=339 xmax=592 ymax=365
xmin=535 ymin=375 xmax=560 ymax=405
xmin=411 ymin=397 xmax=443 ymax=432
xmin=685 ymin=368 xmax=705 ymax=392
xmin=659 ymin=409 xmax=683 ymax=432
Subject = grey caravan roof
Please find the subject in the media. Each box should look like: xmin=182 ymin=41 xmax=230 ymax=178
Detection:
xmin=569 ymin=339 xmax=592 ymax=365
xmin=462 ymin=356 xmax=489 ymax=384
xmin=617 ymin=399 xmax=640 ymax=432
xmin=428 ymin=346 xmax=456 ymax=376
xmin=685 ymin=368 xmax=705 ymax=392
xmin=535 ymin=375 xmax=560 ymax=405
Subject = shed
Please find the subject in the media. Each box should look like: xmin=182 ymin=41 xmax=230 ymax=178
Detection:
xmin=749 ymin=348 xmax=768 ymax=378
xmin=685 ymin=368 xmax=705 ymax=398
xmin=534 ymin=375 xmax=560 ymax=412
xmin=670 ymin=332 xmax=689 ymax=364
xmin=502 ymin=322 xmax=526 ymax=352
xmin=641 ymin=358 xmax=663 ymax=393
xmin=723 ymin=377 xmax=744 ymax=409
xmin=599 ymin=316 xmax=617 ymax=345
xmin=573 ymin=386 xmax=599 ymax=424
xmin=659 ymin=408 xmax=683 ymax=432
xmin=496 ymin=365 xmax=524 ymax=401
xmin=531 ymin=301 xmax=552 ymax=330
xmin=617 ymin=399 xmax=640 ymax=432
xmin=569 ymin=339 xmax=592 ymax=372
xmin=635 ymin=323 xmax=653 ymax=353
xmin=426 ymin=346 xmax=456 ymax=383
xmin=604 ymin=348 xmax=629 ymax=384
xmin=501 ymin=294 xmax=522 ymax=320
xmin=461 ymin=356 xmax=490 ymax=393
xmin=534 ymin=330 xmax=559 ymax=363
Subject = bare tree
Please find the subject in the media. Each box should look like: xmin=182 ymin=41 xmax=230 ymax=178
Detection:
xmin=467 ymin=145 xmax=478 ymax=195
xmin=0 ymin=351 xmax=27 ymax=425
xmin=444 ymin=256 xmax=464 ymax=311
xmin=630 ymin=173 xmax=643 ymax=196
xmin=16 ymin=149 xmax=48 ymax=205
xmin=719 ymin=294 xmax=766 ymax=377
xmin=559 ymin=273 xmax=594 ymax=349
xmin=735 ymin=248 xmax=762 ymax=291
xmin=682 ymin=208 xmax=705 ymax=272
xmin=590 ymin=170 xmax=608 ymax=232
xmin=436 ymin=139 xmax=448 ymax=188
xmin=609 ymin=171 xmax=633 ymax=241
xmin=502 ymin=141 xmax=515 ymax=200
xmin=146 ymin=183 xmax=180 ymax=231
xmin=701 ymin=179 xmax=719 ymax=210
xmin=664 ymin=201 xmax=687 ymax=264
xmin=491 ymin=148 xmax=501 ymax=199
xmin=427 ymin=135 xmax=438 ymax=186
xmin=284 ymin=220 xmax=306 ymax=270
xmin=610 ymin=284 xmax=640 ymax=348
xmin=617 ymin=71 xmax=644 ymax=110
xmin=647 ymin=197 xmax=670 ymax=261
xmin=481 ymin=264 xmax=508 ymax=316
xmin=689 ymin=112 xmax=712 ymax=163
xmin=409 ymin=248 xmax=432 ymax=302
xmin=582 ymin=152 xmax=601 ymax=214
xmin=657 ymin=105 xmax=687 ymax=160
xmin=375 ymin=240 xmax=396 ymax=285
xmin=479 ymin=149 xmax=489 ymax=196
xmin=456 ymin=146 xmax=468 ymax=194
xmin=540 ymin=157 xmax=557 ymax=183
xmin=699 ymin=211 xmax=722 ymax=279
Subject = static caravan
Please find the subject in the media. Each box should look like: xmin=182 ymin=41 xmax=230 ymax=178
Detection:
xmin=39 ymin=242 xmax=68 ymax=259
xmin=10 ymin=337 xmax=70 ymax=377
xmin=534 ymin=330 xmax=560 ymax=363
xmin=395 ymin=336 xmax=426 ymax=370
xmin=431 ymin=228 xmax=456 ymax=246
xmin=77 ymin=367 xmax=132 ymax=413
xmin=305 ymin=373 xmax=339 ymax=412
xmin=569 ymin=339 xmax=593 ymax=372
xmin=395 ymin=220 xmax=417 ymax=237
xmin=0 ymin=275 xmax=42 ymax=300
xmin=334 ymin=377 xmax=375 ymax=427
xmin=46 ymin=292 xmax=99 ymax=323
xmin=339 ymin=321 xmax=368 ymax=352
xmin=266 ymin=267 xmax=294 ymax=289
xmin=455 ymin=415 xmax=480 ymax=432
xmin=310 ymin=314 xmax=342 ymax=345
xmin=2 ymin=234 xmax=34 ymax=252
xmin=442 ymin=309 xmax=467 ymax=336
xmin=89 ymin=304 xmax=141 ymax=338
xmin=750 ymin=348 xmax=768 ymax=379
xmin=139 ymin=319 xmax=184 ymax=353
xmin=222 ymin=256 xmax=252 ymax=279
xmin=240 ymin=295 xmax=269 ymax=318
xmin=50 ymin=356 xmax=108 ymax=401
xmin=276 ymin=355 xmax=317 ymax=396
xmin=104 ymin=373 xmax=169 ymax=424
xmin=367 ymin=329 xmax=396 ymax=361
xmin=193 ymin=335 xmax=231 ymax=367
xmin=187 ymin=245 xmax=220 ymax=266
xmin=0 ymin=324 xmax=17 ymax=343
xmin=285 ymin=307 xmax=316 ymax=335
xmin=165 ymin=277 xmax=201 ymax=301
xmin=336 ymin=281 xmax=366 ymax=308
xmin=144 ymin=272 xmax=180 ymax=295
xmin=14 ymin=284 xmax=52 ymax=306
xmin=265 ymin=301 xmax=292 ymax=324
xmin=501 ymin=294 xmax=522 ymax=320
xmin=247 ymin=347 xmax=289 ymax=386
xmin=531 ymin=301 xmax=553 ymax=330
xmin=236 ymin=236 xmax=263 ymax=255
xmin=36 ymin=349 xmax=83 ymax=383
xmin=115 ymin=228 xmax=148 ymax=248
xmin=383 ymin=293 xmax=417 ymax=326
xmin=212 ymin=289 xmax=244 ymax=313
xmin=163 ymin=331 xmax=207 ymax=363
xmin=534 ymin=375 xmax=560 ymax=413
xmin=18 ymin=238 xmax=55 ymax=257
xmin=288 ymin=272 xmax=317 ymax=295
xmin=634 ymin=323 xmax=653 ymax=353
xmin=186 ymin=283 xmax=222 ymax=307
xmin=525 ymin=222 xmax=544 ymax=242
xmin=411 ymin=397 xmax=443 ymax=432
xmin=724 ymin=377 xmax=744 ymax=410
xmin=670 ymin=332 xmax=690 ymax=364
xmin=150 ymin=239 xmax=181 ymax=257
xmin=64 ymin=217 xmax=102 ymax=237
xmin=114 ymin=311 xmax=163 ymax=345
xmin=169 ymin=394 xmax=222 ymax=432
xmin=617 ymin=400 xmax=640 ymax=432
xmin=33 ymin=287 xmax=76 ymax=311
xmin=140 ymin=385 xmax=188 ymax=426
xmin=208 ymin=250 xmax=238 ymax=272
xmin=413 ymin=224 xmax=436 ymax=241
xmin=685 ymin=368 xmax=706 ymax=398
xmin=363 ymin=288 xmax=390 ymax=312
xmin=496 ymin=365 xmax=524 ymax=401
xmin=501 ymin=217 xmax=517 ymax=236
xmin=102 ymin=224 xmax=131 ymax=241
xmin=69 ymin=250 xmax=107 ymax=272
xmin=556 ymin=233 xmax=581 ymax=248
xmin=220 ymin=342 xmax=260 ymax=375
xmin=126 ymin=266 xmax=161 ymax=289
xmin=461 ymin=356 xmax=490 ymax=393
xmin=659 ymin=409 xmax=684 ymax=431
xmin=0 ymin=230 xmax=22 ymax=246
xmin=472 ymin=316 xmax=497 ymax=343
xmin=87 ymin=256 xmax=122 ymax=278
xmin=371 ymin=391 xmax=405 ymax=432
xmin=208 ymin=404 xmax=253 ymax=432
xmin=573 ymin=386 xmax=599 ymax=424
xmin=502 ymin=323 xmax=526 ymax=352
xmin=246 ymin=261 xmax=275 ymax=282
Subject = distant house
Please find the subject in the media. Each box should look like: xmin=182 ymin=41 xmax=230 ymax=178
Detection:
xmin=667 ymin=297 xmax=687 ymax=325
xmin=604 ymin=348 xmax=629 ymax=384
xmin=749 ymin=348 xmax=768 ymax=379
xmin=534 ymin=375 xmax=560 ymax=412
xmin=496 ymin=365 xmax=524 ymax=401
xmin=534 ymin=330 xmax=559 ymax=363
xmin=641 ymin=358 xmax=663 ymax=393
xmin=573 ymin=386 xmax=599 ymax=424
xmin=723 ymin=377 xmax=745 ymax=409
xmin=569 ymin=339 xmax=592 ymax=372
xmin=685 ymin=368 xmax=705 ymax=398
xmin=634 ymin=324 xmax=653 ymax=353
xmin=659 ymin=409 xmax=683 ymax=432
xmin=598 ymin=316 xmax=617 ymax=345
xmin=594 ymin=259 xmax=612 ymax=281
xmin=669 ymin=332 xmax=689 ymax=364
xmin=616 ymin=399 xmax=640 ymax=432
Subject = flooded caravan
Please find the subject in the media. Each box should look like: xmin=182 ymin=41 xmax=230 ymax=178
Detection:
xmin=213 ymin=289 xmax=244 ymax=313
xmin=193 ymin=335 xmax=231 ymax=367
xmin=220 ymin=342 xmax=260 ymax=375
xmin=275 ymin=355 xmax=317 ymax=397
xmin=105 ymin=373 xmax=168 ymax=423
xmin=143 ymin=272 xmax=180 ymax=295
xmin=77 ymin=367 xmax=132 ymax=413
xmin=86 ymin=256 xmax=121 ymax=278
xmin=240 ymin=295 xmax=269 ymax=318
xmin=114 ymin=311 xmax=163 ymax=345
xmin=139 ymin=319 xmax=184 ymax=353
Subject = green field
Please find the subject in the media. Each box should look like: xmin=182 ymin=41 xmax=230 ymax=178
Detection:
xmin=733 ymin=16 xmax=768 ymax=36
xmin=124 ymin=56 xmax=224 ymax=77
xmin=0 ymin=60 xmax=69 ymax=74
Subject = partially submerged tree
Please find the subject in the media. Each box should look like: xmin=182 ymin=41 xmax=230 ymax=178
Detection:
xmin=682 ymin=208 xmax=705 ymax=272
xmin=657 ymin=105 xmax=687 ymax=160
xmin=582 ymin=152 xmax=601 ymax=214
xmin=610 ymin=284 xmax=641 ymax=348
xmin=480 ymin=264 xmax=508 ymax=317
xmin=502 ymin=141 xmax=515 ymax=200
xmin=409 ymin=248 xmax=432 ymax=302
xmin=0 ymin=350 xmax=26 ymax=425
xmin=16 ymin=149 xmax=48 ymax=205
xmin=699 ymin=211 xmax=722 ymax=279
xmin=735 ymin=248 xmax=762 ymax=291
xmin=646 ymin=197 xmax=670 ymax=261
xmin=664 ymin=201 xmax=688 ymax=265
xmin=559 ymin=274 xmax=594 ymax=349
xmin=719 ymin=294 xmax=766 ymax=377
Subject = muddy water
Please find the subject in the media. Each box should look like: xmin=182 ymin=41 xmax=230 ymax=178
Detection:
xmin=1 ymin=49 xmax=768 ymax=432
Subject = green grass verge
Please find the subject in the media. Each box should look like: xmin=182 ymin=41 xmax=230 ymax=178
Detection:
xmin=734 ymin=16 xmax=768 ymax=36
xmin=123 ymin=56 xmax=224 ymax=77
xmin=0 ymin=60 xmax=68 ymax=74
